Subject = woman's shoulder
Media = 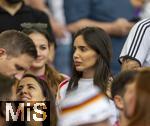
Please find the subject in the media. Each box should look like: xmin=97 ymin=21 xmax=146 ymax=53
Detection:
xmin=57 ymin=78 xmax=70 ymax=103
xmin=58 ymin=78 xmax=70 ymax=90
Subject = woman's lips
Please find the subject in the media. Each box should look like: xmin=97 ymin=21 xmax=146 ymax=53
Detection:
xmin=74 ymin=62 xmax=81 ymax=66
xmin=35 ymin=59 xmax=42 ymax=63
xmin=19 ymin=95 xmax=31 ymax=101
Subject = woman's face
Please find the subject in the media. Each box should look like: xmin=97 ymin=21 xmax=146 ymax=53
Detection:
xmin=29 ymin=32 xmax=49 ymax=69
xmin=73 ymin=35 xmax=98 ymax=76
xmin=16 ymin=76 xmax=45 ymax=101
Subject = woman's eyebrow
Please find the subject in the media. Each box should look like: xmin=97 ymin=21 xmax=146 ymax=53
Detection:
xmin=27 ymin=83 xmax=34 ymax=86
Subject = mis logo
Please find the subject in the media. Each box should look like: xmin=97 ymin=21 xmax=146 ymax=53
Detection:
xmin=5 ymin=101 xmax=50 ymax=125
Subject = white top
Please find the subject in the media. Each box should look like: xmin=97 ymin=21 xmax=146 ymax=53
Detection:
xmin=119 ymin=18 xmax=150 ymax=66
xmin=57 ymin=78 xmax=118 ymax=126
xmin=57 ymin=78 xmax=94 ymax=103
xmin=58 ymin=86 xmax=113 ymax=126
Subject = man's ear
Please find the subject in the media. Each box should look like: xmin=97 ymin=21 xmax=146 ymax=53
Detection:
xmin=0 ymin=48 xmax=7 ymax=58
xmin=114 ymin=95 xmax=124 ymax=110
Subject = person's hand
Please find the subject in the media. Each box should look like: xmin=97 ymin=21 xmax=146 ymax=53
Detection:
xmin=111 ymin=18 xmax=134 ymax=36
xmin=50 ymin=19 xmax=66 ymax=39
xmin=121 ymin=59 xmax=141 ymax=71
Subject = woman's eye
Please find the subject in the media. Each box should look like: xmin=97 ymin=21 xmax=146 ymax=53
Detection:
xmin=73 ymin=47 xmax=76 ymax=52
xmin=40 ymin=45 xmax=47 ymax=50
xmin=28 ymin=86 xmax=35 ymax=89
xmin=80 ymin=47 xmax=88 ymax=52
xmin=16 ymin=87 xmax=22 ymax=93
xmin=16 ymin=89 xmax=20 ymax=93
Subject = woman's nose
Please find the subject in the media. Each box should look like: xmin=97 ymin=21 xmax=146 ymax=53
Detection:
xmin=37 ymin=48 xmax=42 ymax=56
xmin=21 ymin=87 xmax=27 ymax=95
xmin=73 ymin=50 xmax=80 ymax=59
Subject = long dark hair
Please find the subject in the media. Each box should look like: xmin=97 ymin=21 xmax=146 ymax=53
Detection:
xmin=67 ymin=27 xmax=112 ymax=93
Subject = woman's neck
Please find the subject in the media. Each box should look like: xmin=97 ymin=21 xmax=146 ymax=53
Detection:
xmin=30 ymin=66 xmax=46 ymax=77
xmin=82 ymin=69 xmax=95 ymax=79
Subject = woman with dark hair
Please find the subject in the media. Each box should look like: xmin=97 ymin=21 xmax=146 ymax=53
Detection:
xmin=58 ymin=26 xmax=112 ymax=99
xmin=57 ymin=27 xmax=117 ymax=125
xmin=17 ymin=74 xmax=51 ymax=101
xmin=21 ymin=23 xmax=69 ymax=97
xmin=15 ymin=73 xmax=57 ymax=126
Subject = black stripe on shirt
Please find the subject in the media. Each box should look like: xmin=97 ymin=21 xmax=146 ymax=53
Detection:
xmin=128 ymin=19 xmax=150 ymax=57
xmin=133 ymin=24 xmax=150 ymax=57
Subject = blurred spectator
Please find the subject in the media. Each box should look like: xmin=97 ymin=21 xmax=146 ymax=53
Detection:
xmin=127 ymin=68 xmax=150 ymax=126
xmin=0 ymin=29 xmax=37 ymax=125
xmin=49 ymin=0 xmax=72 ymax=75
xmin=131 ymin=0 xmax=144 ymax=8
xmin=111 ymin=70 xmax=138 ymax=126
xmin=64 ymin=0 xmax=136 ymax=74
xmin=24 ymin=0 xmax=66 ymax=39
xmin=0 ymin=30 xmax=37 ymax=126
xmin=0 ymin=0 xmax=52 ymax=33
xmin=131 ymin=0 xmax=144 ymax=17
xmin=25 ymin=0 xmax=72 ymax=75
xmin=22 ymin=23 xmax=69 ymax=97
xmin=0 ymin=74 xmax=16 ymax=100
xmin=0 ymin=74 xmax=16 ymax=126
xmin=0 ymin=0 xmax=54 ymax=72
xmin=140 ymin=0 xmax=150 ymax=19
xmin=131 ymin=0 xmax=150 ymax=19
xmin=0 ymin=30 xmax=37 ymax=78
xmin=119 ymin=19 xmax=150 ymax=71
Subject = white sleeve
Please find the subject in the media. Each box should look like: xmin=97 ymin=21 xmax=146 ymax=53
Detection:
xmin=56 ymin=80 xmax=69 ymax=104
xmin=119 ymin=19 xmax=150 ymax=66
xmin=56 ymin=80 xmax=69 ymax=116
